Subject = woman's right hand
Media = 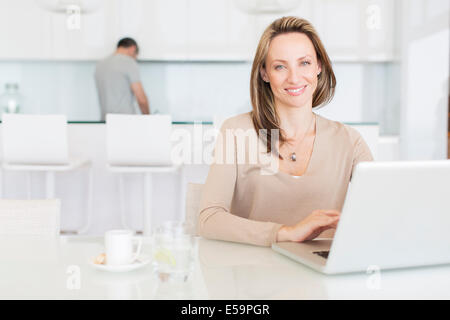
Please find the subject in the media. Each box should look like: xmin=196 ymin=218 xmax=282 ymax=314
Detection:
xmin=276 ymin=210 xmax=341 ymax=242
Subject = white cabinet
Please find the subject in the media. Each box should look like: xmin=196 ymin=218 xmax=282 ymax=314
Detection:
xmin=136 ymin=0 xmax=190 ymax=60
xmin=0 ymin=0 xmax=395 ymax=62
xmin=310 ymin=0 xmax=395 ymax=61
xmin=48 ymin=0 xmax=190 ymax=60
xmin=185 ymin=0 xmax=256 ymax=60
xmin=251 ymin=0 xmax=395 ymax=62
xmin=0 ymin=0 xmax=116 ymax=60
xmin=47 ymin=3 xmax=115 ymax=60
xmin=139 ymin=0 xmax=396 ymax=62
xmin=0 ymin=0 xmax=52 ymax=59
xmin=138 ymin=0 xmax=256 ymax=61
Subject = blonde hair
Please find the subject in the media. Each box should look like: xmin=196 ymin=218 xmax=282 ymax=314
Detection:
xmin=250 ymin=16 xmax=336 ymax=155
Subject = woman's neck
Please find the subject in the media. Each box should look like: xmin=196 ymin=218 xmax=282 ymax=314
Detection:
xmin=276 ymin=104 xmax=315 ymax=141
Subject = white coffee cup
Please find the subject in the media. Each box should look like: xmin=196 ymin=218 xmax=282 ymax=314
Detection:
xmin=105 ymin=230 xmax=142 ymax=266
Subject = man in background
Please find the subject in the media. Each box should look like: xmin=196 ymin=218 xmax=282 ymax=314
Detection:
xmin=95 ymin=37 xmax=150 ymax=120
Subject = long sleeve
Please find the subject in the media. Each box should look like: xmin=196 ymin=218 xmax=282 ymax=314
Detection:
xmin=197 ymin=119 xmax=283 ymax=247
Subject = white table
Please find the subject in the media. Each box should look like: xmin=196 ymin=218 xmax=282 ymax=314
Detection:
xmin=1 ymin=235 xmax=449 ymax=299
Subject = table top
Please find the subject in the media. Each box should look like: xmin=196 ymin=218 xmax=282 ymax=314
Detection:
xmin=1 ymin=235 xmax=449 ymax=300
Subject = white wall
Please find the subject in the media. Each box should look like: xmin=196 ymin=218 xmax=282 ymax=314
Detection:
xmin=399 ymin=0 xmax=449 ymax=160
xmin=0 ymin=61 xmax=396 ymax=127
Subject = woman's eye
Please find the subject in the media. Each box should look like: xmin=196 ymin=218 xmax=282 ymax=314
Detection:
xmin=274 ymin=65 xmax=285 ymax=70
xmin=301 ymin=61 xmax=311 ymax=66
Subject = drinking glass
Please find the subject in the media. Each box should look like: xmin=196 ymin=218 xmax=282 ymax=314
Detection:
xmin=152 ymin=221 xmax=196 ymax=280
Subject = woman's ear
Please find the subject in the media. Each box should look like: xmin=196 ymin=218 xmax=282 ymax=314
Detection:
xmin=260 ymin=67 xmax=269 ymax=83
xmin=317 ymin=61 xmax=322 ymax=76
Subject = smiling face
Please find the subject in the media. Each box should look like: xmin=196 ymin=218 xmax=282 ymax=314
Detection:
xmin=261 ymin=32 xmax=321 ymax=111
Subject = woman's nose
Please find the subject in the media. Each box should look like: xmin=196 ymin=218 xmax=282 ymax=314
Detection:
xmin=287 ymin=69 xmax=300 ymax=84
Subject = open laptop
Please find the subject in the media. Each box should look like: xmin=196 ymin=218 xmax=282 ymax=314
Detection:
xmin=106 ymin=114 xmax=173 ymax=166
xmin=2 ymin=114 xmax=69 ymax=165
xmin=272 ymin=160 xmax=450 ymax=274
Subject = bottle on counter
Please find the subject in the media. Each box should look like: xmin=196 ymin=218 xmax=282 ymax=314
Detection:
xmin=0 ymin=83 xmax=23 ymax=115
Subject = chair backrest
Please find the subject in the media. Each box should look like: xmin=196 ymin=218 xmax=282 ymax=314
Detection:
xmin=0 ymin=199 xmax=61 ymax=236
xmin=2 ymin=114 xmax=69 ymax=165
xmin=185 ymin=183 xmax=204 ymax=235
xmin=106 ymin=114 xmax=173 ymax=166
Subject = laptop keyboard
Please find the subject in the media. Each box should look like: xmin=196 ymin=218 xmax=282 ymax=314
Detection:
xmin=313 ymin=251 xmax=330 ymax=259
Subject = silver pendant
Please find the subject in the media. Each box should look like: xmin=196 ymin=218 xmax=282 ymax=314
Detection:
xmin=290 ymin=152 xmax=296 ymax=161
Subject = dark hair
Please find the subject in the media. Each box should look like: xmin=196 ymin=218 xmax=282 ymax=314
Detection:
xmin=117 ymin=37 xmax=139 ymax=53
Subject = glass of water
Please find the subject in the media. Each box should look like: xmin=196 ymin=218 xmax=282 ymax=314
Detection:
xmin=152 ymin=221 xmax=196 ymax=280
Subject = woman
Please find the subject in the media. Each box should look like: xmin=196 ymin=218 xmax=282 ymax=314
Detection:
xmin=198 ymin=16 xmax=373 ymax=247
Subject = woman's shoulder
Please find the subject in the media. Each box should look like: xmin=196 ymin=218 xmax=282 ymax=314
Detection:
xmin=317 ymin=114 xmax=374 ymax=161
xmin=316 ymin=114 xmax=363 ymax=144
xmin=220 ymin=112 xmax=254 ymax=131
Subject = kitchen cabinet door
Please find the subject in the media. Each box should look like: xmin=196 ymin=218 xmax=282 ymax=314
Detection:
xmin=251 ymin=0 xmax=314 ymax=52
xmin=136 ymin=0 xmax=189 ymax=60
xmin=0 ymin=0 xmax=395 ymax=62
xmin=363 ymin=0 xmax=395 ymax=61
xmin=48 ymin=2 xmax=116 ymax=60
xmin=48 ymin=0 xmax=187 ymax=61
xmin=0 ymin=0 xmax=118 ymax=61
xmin=0 ymin=0 xmax=52 ymax=59
xmin=186 ymin=0 xmax=256 ymax=61
xmin=46 ymin=0 xmax=188 ymax=61
xmin=310 ymin=0 xmax=395 ymax=61
xmin=250 ymin=0 xmax=395 ymax=62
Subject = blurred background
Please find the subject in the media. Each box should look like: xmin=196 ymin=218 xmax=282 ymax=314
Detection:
xmin=0 ymin=0 xmax=448 ymax=160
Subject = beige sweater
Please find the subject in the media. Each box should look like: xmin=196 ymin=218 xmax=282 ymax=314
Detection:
xmin=198 ymin=112 xmax=374 ymax=247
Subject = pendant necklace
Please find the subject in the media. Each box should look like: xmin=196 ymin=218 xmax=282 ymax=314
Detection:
xmin=287 ymin=115 xmax=315 ymax=162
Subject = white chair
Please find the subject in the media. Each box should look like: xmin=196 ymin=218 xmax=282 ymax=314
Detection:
xmin=185 ymin=183 xmax=204 ymax=236
xmin=1 ymin=114 xmax=93 ymax=234
xmin=0 ymin=199 xmax=60 ymax=236
xmin=106 ymin=114 xmax=182 ymax=236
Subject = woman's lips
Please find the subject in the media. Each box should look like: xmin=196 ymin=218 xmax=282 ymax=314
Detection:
xmin=285 ymin=85 xmax=307 ymax=96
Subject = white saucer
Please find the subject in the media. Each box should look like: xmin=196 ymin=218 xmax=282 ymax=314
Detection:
xmin=89 ymin=254 xmax=151 ymax=273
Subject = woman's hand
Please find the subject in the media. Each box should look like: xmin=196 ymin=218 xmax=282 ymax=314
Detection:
xmin=276 ymin=210 xmax=341 ymax=242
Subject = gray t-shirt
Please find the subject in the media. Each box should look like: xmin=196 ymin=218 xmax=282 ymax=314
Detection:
xmin=94 ymin=54 xmax=140 ymax=120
